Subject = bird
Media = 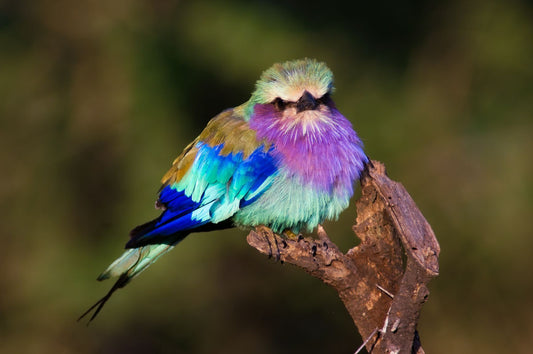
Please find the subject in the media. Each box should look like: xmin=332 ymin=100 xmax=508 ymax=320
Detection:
xmin=79 ymin=58 xmax=368 ymax=323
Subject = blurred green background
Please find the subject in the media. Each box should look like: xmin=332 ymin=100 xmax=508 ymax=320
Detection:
xmin=1 ymin=0 xmax=532 ymax=353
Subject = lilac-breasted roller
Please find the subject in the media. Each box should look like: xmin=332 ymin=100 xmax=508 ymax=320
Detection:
xmin=80 ymin=59 xmax=368 ymax=322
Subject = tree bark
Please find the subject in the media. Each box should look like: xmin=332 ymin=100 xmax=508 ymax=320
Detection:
xmin=247 ymin=160 xmax=440 ymax=353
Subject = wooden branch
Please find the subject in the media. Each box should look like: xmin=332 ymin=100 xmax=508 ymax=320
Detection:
xmin=247 ymin=160 xmax=440 ymax=353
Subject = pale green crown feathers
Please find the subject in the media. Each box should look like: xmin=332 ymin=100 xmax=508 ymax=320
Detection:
xmin=243 ymin=59 xmax=335 ymax=119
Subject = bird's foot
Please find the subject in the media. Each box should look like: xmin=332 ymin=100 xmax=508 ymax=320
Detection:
xmin=282 ymin=229 xmax=300 ymax=240
xmin=258 ymin=228 xmax=282 ymax=262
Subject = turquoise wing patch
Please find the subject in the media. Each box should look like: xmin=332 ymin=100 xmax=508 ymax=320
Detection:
xmin=176 ymin=141 xmax=278 ymax=222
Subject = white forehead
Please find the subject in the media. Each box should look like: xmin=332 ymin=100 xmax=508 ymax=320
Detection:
xmin=263 ymin=83 xmax=328 ymax=102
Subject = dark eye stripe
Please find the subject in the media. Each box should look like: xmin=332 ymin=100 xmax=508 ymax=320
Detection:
xmin=271 ymin=92 xmax=330 ymax=111
xmin=272 ymin=97 xmax=288 ymax=111
xmin=316 ymin=92 xmax=330 ymax=104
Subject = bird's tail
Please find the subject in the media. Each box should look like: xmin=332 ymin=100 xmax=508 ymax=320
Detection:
xmin=78 ymin=244 xmax=174 ymax=324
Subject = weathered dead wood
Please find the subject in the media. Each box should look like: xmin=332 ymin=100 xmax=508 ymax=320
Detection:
xmin=247 ymin=160 xmax=440 ymax=353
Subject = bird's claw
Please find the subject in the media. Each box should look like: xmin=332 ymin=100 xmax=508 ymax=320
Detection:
xmin=262 ymin=230 xmax=281 ymax=262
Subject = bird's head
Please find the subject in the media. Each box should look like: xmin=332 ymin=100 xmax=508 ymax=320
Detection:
xmin=244 ymin=59 xmax=336 ymax=124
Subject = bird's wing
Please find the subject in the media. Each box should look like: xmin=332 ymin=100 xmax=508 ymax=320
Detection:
xmin=125 ymin=109 xmax=277 ymax=248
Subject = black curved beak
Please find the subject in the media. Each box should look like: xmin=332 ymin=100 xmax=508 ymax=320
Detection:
xmin=296 ymin=90 xmax=318 ymax=112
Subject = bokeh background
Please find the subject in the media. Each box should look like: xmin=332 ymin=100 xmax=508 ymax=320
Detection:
xmin=1 ymin=0 xmax=532 ymax=353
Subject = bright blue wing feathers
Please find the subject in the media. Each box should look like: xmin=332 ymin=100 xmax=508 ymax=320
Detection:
xmin=126 ymin=141 xmax=277 ymax=248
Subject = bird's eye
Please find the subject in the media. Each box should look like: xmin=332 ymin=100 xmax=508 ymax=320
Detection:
xmin=272 ymin=97 xmax=287 ymax=111
xmin=316 ymin=92 xmax=331 ymax=105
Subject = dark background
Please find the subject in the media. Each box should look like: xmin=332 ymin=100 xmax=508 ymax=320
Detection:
xmin=1 ymin=0 xmax=532 ymax=352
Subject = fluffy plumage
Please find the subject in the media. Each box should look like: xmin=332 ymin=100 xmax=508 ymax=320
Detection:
xmin=80 ymin=58 xmax=368 ymax=322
